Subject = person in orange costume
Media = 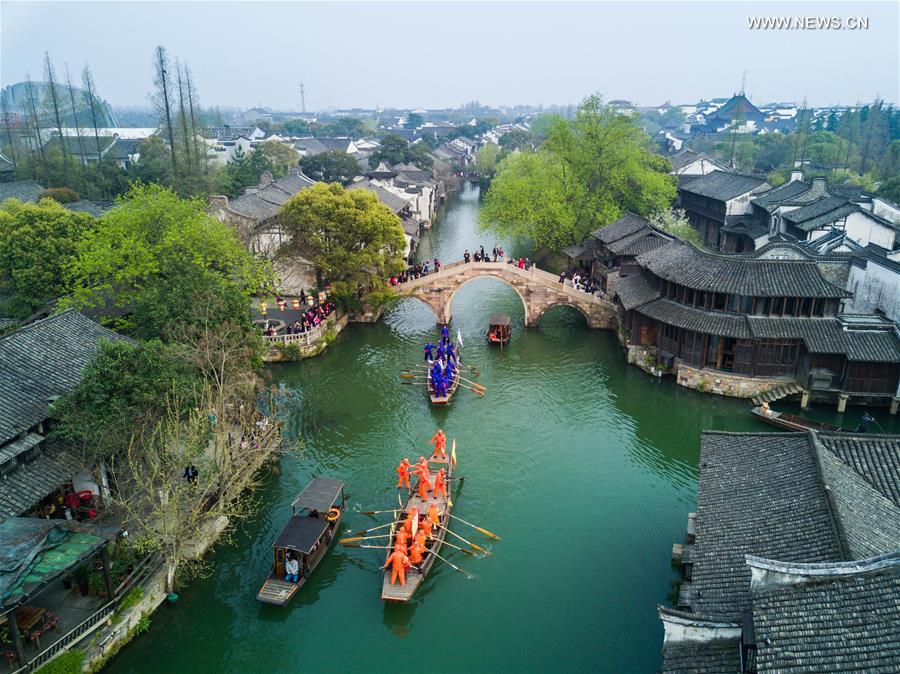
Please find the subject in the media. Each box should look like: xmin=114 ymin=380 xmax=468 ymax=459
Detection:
xmin=417 ymin=474 xmax=431 ymax=500
xmin=416 ymin=456 xmax=430 ymax=484
xmin=409 ymin=540 xmax=425 ymax=567
xmin=382 ymin=549 xmax=409 ymax=586
xmin=429 ymin=430 xmax=446 ymax=460
xmin=394 ymin=528 xmax=409 ymax=552
xmin=403 ymin=507 xmax=419 ymax=536
xmin=427 ymin=502 xmax=440 ymax=527
xmin=433 ymin=468 xmax=447 ymax=499
xmin=414 ymin=529 xmax=427 ymax=549
xmin=419 ymin=515 xmax=433 ymax=540
xmin=396 ymin=458 xmax=410 ymax=490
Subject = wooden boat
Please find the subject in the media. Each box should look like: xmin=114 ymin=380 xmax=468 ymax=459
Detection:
xmin=381 ymin=451 xmax=454 ymax=602
xmin=257 ymin=477 xmax=346 ymax=605
xmin=427 ymin=346 xmax=461 ymax=405
xmin=487 ymin=314 xmax=511 ymax=345
xmin=751 ymin=406 xmax=844 ymax=432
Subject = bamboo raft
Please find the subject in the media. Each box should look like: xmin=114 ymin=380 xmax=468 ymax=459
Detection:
xmin=381 ymin=454 xmax=454 ymax=602
xmin=751 ymin=406 xmax=844 ymax=432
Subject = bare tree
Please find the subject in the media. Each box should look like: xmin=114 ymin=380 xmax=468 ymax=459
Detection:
xmin=151 ymin=46 xmax=179 ymax=178
xmin=24 ymin=73 xmax=47 ymax=180
xmin=43 ymin=52 xmax=71 ymax=185
xmin=81 ymin=64 xmax=104 ymax=156
xmin=175 ymin=60 xmax=193 ymax=175
xmin=0 ymin=91 xmax=18 ymax=169
xmin=64 ymin=64 xmax=88 ymax=167
xmin=184 ymin=65 xmax=207 ymax=173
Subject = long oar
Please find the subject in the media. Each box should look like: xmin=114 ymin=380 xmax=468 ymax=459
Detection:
xmin=346 ymin=535 xmax=478 ymax=557
xmin=458 ymin=375 xmax=486 ymax=391
xmin=436 ymin=523 xmax=489 ymax=554
xmin=359 ymin=508 xmax=402 ymax=516
xmin=348 ymin=521 xmax=397 ymax=537
xmin=448 ymin=513 xmax=502 ymax=540
xmin=430 ymin=548 xmax=473 ymax=579
xmin=401 ymin=372 xmax=485 ymax=392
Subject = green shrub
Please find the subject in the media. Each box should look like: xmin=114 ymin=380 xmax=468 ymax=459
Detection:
xmin=275 ymin=342 xmax=304 ymax=361
xmin=34 ymin=649 xmax=85 ymax=674
xmin=134 ymin=615 xmax=151 ymax=635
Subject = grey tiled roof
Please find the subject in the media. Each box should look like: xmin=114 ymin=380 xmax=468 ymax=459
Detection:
xmin=751 ymin=180 xmax=811 ymax=211
xmin=202 ymin=126 xmax=256 ymax=141
xmin=0 ymin=310 xmax=130 ymax=445
xmin=606 ymin=228 xmax=672 ymax=257
xmin=782 ymin=195 xmax=849 ymax=225
xmin=659 ymin=639 xmax=741 ymax=673
xmin=0 ymin=180 xmax=45 ymax=203
xmin=228 ymin=173 xmax=315 ymax=222
xmin=819 ymin=434 xmax=900 ymax=507
xmin=591 ymin=212 xmax=651 ymax=242
xmin=746 ymin=317 xmax=900 ymax=362
xmin=0 ymin=439 xmax=82 ymax=522
xmin=689 ymin=432 xmax=843 ymax=620
xmin=612 ymin=273 xmax=661 ymax=311
xmin=637 ymin=241 xmax=850 ymax=298
xmin=679 ymin=170 xmax=768 ymax=202
xmin=65 ymin=200 xmax=114 ymax=218
xmin=751 ymin=557 xmax=900 ymax=673
xmin=347 ymin=180 xmax=410 ymax=214
xmin=637 ymin=298 xmax=751 ymax=338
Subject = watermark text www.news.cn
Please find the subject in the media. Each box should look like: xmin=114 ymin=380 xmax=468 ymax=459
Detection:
xmin=747 ymin=16 xmax=869 ymax=30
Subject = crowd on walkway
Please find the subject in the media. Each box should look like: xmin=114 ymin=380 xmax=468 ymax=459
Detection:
xmin=259 ymin=295 xmax=336 ymax=337
xmin=463 ymin=244 xmax=506 ymax=263
xmin=391 ymin=258 xmax=443 ymax=284
xmin=558 ymin=269 xmax=606 ymax=298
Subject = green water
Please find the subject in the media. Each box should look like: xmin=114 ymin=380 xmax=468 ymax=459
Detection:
xmin=106 ymin=184 xmax=898 ymax=673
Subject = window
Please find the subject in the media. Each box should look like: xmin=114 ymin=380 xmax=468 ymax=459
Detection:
xmin=771 ymin=297 xmax=784 ymax=316
xmin=714 ymin=293 xmax=727 ymax=311
xmin=754 ymin=340 xmax=799 ymax=377
xmin=681 ymin=331 xmax=705 ymax=367
xmin=800 ymin=298 xmax=812 ymax=317
xmin=741 ymin=296 xmax=754 ymax=314
xmin=784 ymin=297 xmax=797 ymax=316
xmin=696 ymin=291 xmax=706 ymax=308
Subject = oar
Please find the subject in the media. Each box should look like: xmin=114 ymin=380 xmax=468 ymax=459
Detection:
xmin=430 ymin=549 xmax=473 ymax=579
xmin=348 ymin=521 xmax=397 ymax=537
xmin=448 ymin=513 xmax=502 ymax=540
xmin=458 ymin=375 xmax=486 ymax=391
xmin=359 ymin=508 xmax=401 ymax=516
xmin=436 ymin=523 xmax=490 ymax=554
xmin=401 ymin=372 xmax=485 ymax=392
xmin=403 ymin=367 xmax=479 ymax=378
xmin=459 ymin=383 xmax=485 ymax=396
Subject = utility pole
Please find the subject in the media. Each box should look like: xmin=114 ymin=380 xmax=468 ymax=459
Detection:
xmin=300 ymin=82 xmax=306 ymax=114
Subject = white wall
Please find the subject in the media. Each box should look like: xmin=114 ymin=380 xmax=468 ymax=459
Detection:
xmin=845 ymin=259 xmax=900 ymax=323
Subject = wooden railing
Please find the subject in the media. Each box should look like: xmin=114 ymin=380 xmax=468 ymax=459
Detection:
xmin=12 ymin=601 xmax=115 ymax=673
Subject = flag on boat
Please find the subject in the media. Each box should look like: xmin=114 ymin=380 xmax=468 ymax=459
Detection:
xmin=457 ymin=329 xmax=463 ymax=348
xmin=411 ymin=506 xmax=419 ymax=538
xmin=451 ymin=439 xmax=457 ymax=469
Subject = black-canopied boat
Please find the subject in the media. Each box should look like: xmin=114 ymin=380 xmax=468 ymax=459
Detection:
xmin=257 ymin=477 xmax=346 ymax=606
xmin=487 ymin=315 xmax=511 ymax=346
xmin=751 ymin=406 xmax=844 ymax=432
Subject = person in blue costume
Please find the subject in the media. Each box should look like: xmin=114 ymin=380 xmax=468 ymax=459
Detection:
xmin=441 ymin=325 xmax=450 ymax=341
xmin=446 ymin=341 xmax=457 ymax=363
xmin=436 ymin=343 xmax=445 ymax=362
xmin=424 ymin=342 xmax=435 ymax=362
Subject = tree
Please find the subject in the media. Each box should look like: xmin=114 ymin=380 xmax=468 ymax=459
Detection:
xmin=279 ymin=182 xmax=405 ymax=296
xmin=0 ymin=197 xmax=94 ymax=317
xmin=300 ymin=150 xmax=358 ymax=184
xmin=24 ymin=74 xmax=48 ymax=181
xmin=258 ymin=140 xmax=300 ymax=177
xmin=475 ymin=143 xmax=501 ymax=176
xmin=650 ymin=208 xmax=702 ymax=246
xmin=404 ymin=113 xmax=424 ymax=129
xmin=369 ymin=134 xmax=410 ymax=167
xmin=81 ymin=64 xmax=105 ymax=158
xmin=64 ymin=65 xmax=87 ymax=169
xmin=43 ymin=53 xmax=70 ymax=186
xmin=877 ymin=175 xmax=900 ymax=204
xmin=132 ymin=135 xmax=173 ymax=185
xmin=50 ymin=339 xmax=201 ymax=461
xmin=64 ymin=183 xmax=269 ymax=335
xmin=150 ymin=46 xmax=178 ymax=178
xmin=482 ymin=95 xmax=675 ymax=248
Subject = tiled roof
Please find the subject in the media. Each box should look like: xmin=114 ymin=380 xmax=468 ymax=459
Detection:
xmin=819 ymin=434 xmax=900 ymax=507
xmin=228 ymin=173 xmax=315 ymax=222
xmin=591 ymin=212 xmax=651 ymax=242
xmin=637 ymin=241 xmax=850 ymax=298
xmin=746 ymin=317 xmax=900 ymax=362
xmin=659 ymin=639 xmax=741 ymax=673
xmin=688 ymin=432 xmax=843 ymax=620
xmin=782 ymin=195 xmax=848 ymax=224
xmin=750 ymin=555 xmax=900 ymax=673
xmin=610 ymin=231 xmax=670 ymax=256
xmin=0 ymin=310 xmax=130 ymax=445
xmin=611 ymin=273 xmax=660 ymax=311
xmin=0 ymin=180 xmax=45 ymax=203
xmin=751 ymin=180 xmax=811 ymax=210
xmin=43 ymin=135 xmax=116 ymax=156
xmin=347 ymin=180 xmax=410 ymax=214
xmin=0 ymin=438 xmax=81 ymax=522
xmin=637 ymin=298 xmax=752 ymax=338
xmin=679 ymin=170 xmax=768 ymax=201
xmin=202 ymin=127 xmax=256 ymax=141
xmin=64 ymin=200 xmax=114 ymax=218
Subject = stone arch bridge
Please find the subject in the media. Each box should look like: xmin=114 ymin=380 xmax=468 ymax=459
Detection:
xmin=396 ymin=260 xmax=617 ymax=328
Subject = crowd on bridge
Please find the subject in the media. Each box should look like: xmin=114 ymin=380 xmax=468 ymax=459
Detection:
xmin=424 ymin=325 xmax=459 ymax=398
xmin=258 ymin=294 xmax=336 ymax=337
xmin=391 ymin=258 xmax=443 ymax=284
xmin=558 ymin=269 xmax=606 ymax=299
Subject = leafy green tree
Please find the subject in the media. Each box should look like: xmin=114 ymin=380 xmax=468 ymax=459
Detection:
xmin=318 ymin=117 xmax=367 ymax=138
xmin=0 ymin=198 xmax=95 ymax=317
xmin=475 ymin=143 xmax=501 ymax=176
xmin=132 ymin=135 xmax=174 ymax=186
xmin=257 ymin=140 xmax=299 ymax=177
xmin=279 ymin=183 xmax=406 ymax=297
xmin=220 ymin=146 xmax=274 ymax=197
xmin=498 ymin=128 xmax=532 ymax=151
xmin=404 ymin=113 xmax=424 ymax=129
xmin=283 ymin=118 xmax=312 ymax=135
xmin=50 ymin=339 xmax=201 ymax=460
xmin=63 ymin=183 xmax=268 ymax=335
xmin=483 ymin=95 xmax=675 ymax=248
xmin=300 ymin=150 xmax=360 ymax=185
xmin=877 ymin=175 xmax=900 ymax=204
xmin=369 ymin=135 xmax=433 ymax=169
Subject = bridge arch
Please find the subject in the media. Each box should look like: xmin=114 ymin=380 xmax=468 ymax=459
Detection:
xmin=445 ymin=272 xmax=529 ymax=325
xmin=532 ymin=300 xmax=590 ymax=326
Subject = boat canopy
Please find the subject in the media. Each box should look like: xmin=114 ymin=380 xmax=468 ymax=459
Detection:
xmin=488 ymin=315 xmax=510 ymax=327
xmin=273 ymin=515 xmax=329 ymax=554
xmin=291 ymin=477 xmax=344 ymax=512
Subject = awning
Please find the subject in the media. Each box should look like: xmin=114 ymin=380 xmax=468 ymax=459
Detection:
xmin=291 ymin=477 xmax=344 ymax=512
xmin=272 ymin=516 xmax=328 ymax=555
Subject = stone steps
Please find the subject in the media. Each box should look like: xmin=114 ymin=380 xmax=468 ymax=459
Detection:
xmin=751 ymin=382 xmax=803 ymax=406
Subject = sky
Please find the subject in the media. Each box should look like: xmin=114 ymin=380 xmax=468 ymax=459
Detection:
xmin=2 ymin=1 xmax=898 ymax=111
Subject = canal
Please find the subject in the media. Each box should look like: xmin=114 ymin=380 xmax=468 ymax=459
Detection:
xmin=106 ymin=184 xmax=897 ymax=673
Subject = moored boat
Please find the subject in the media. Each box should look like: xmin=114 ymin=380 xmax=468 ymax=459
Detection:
xmin=381 ymin=452 xmax=455 ymax=602
xmin=257 ymin=477 xmax=346 ymax=605
xmin=487 ymin=314 xmax=511 ymax=346
xmin=428 ymin=360 xmax=461 ymax=404
xmin=751 ymin=406 xmax=844 ymax=432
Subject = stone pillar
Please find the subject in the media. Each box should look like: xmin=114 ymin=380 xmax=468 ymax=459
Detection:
xmin=837 ymin=393 xmax=850 ymax=414
xmin=890 ymin=397 xmax=899 ymax=416
xmin=800 ymin=389 xmax=811 ymax=411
